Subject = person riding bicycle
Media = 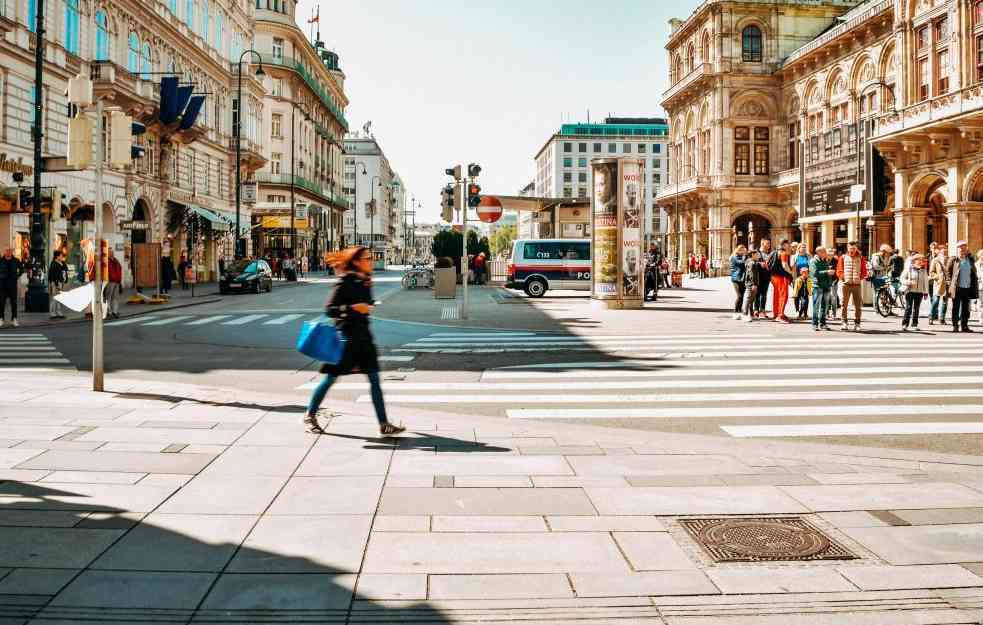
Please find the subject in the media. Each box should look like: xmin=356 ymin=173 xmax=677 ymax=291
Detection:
xmin=870 ymin=244 xmax=900 ymax=294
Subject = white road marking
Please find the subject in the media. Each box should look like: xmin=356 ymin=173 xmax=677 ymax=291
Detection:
xmin=378 ymin=355 xmax=416 ymax=362
xmin=221 ymin=314 xmax=267 ymax=325
xmin=263 ymin=314 xmax=304 ymax=325
xmin=0 ymin=336 xmax=50 ymax=341
xmin=106 ymin=316 xmax=158 ymax=326
xmin=364 ymin=388 xmax=983 ymax=405
xmin=141 ymin=316 xmax=194 ymax=326
xmin=507 ymin=404 xmax=983 ymax=420
xmin=428 ymin=332 xmax=537 ymax=338
xmin=481 ymin=366 xmax=983 ymax=380
xmin=723 ymin=422 xmax=983 ymax=438
xmin=0 ymin=347 xmax=60 ymax=352
xmin=185 ymin=315 xmax=231 ymax=326
xmin=412 ymin=334 xmax=980 ymax=345
xmin=0 ymin=358 xmax=72 ymax=365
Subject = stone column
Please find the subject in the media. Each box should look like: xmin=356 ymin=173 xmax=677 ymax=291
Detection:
xmin=894 ymin=207 xmax=930 ymax=254
xmin=801 ymin=223 xmax=817 ymax=250
xmin=872 ymin=216 xmax=894 ymax=253
xmin=946 ymin=202 xmax=983 ymax=254
xmin=820 ymin=220 xmax=836 ymax=249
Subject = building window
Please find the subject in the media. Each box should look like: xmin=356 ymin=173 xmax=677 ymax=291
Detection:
xmin=654 ymin=144 xmax=661 ymax=153
xmin=142 ymin=42 xmax=152 ymax=75
xmin=934 ymin=16 xmax=949 ymax=41
xmin=186 ymin=0 xmax=194 ymax=28
xmin=271 ymin=113 xmax=282 ymax=138
xmin=562 ymin=157 xmax=572 ymax=167
xmin=787 ymin=121 xmax=799 ymax=169
xmin=622 ymin=143 xmax=631 ymax=153
xmin=578 ymin=142 xmax=587 ymax=152
xmin=127 ymin=32 xmax=140 ymax=73
xmin=977 ymin=35 xmax=983 ymax=82
xmin=563 ymin=187 xmax=572 ymax=198
xmin=202 ymin=0 xmax=210 ymax=40
xmin=95 ymin=10 xmax=110 ymax=61
xmin=271 ymin=79 xmax=282 ymax=97
xmin=918 ymin=58 xmax=929 ymax=101
xmin=64 ymin=0 xmax=80 ymax=55
xmin=638 ymin=144 xmax=646 ymax=153
xmin=578 ymin=172 xmax=587 ymax=183
xmin=578 ymin=187 xmax=587 ymax=199
xmin=272 ymin=38 xmax=284 ymax=59
xmin=701 ymin=130 xmax=710 ymax=174
xmin=578 ymin=157 xmax=587 ymax=167
xmin=916 ymin=26 xmax=929 ymax=51
xmin=593 ymin=143 xmax=601 ymax=153
xmin=608 ymin=143 xmax=616 ymax=153
xmin=271 ymin=152 xmax=281 ymax=175
xmin=742 ymin=25 xmax=762 ymax=62
xmin=563 ymin=172 xmax=572 ymax=183
xmin=563 ymin=142 xmax=571 ymax=152
xmin=754 ymin=127 xmax=770 ymax=175
xmin=975 ymin=0 xmax=983 ymax=26
xmin=937 ymin=48 xmax=950 ymax=95
xmin=653 ymin=173 xmax=661 ymax=185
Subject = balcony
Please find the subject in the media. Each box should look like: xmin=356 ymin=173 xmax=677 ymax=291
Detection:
xmin=255 ymin=54 xmax=348 ymax=130
xmin=782 ymin=0 xmax=892 ymax=68
xmin=772 ymin=168 xmax=799 ymax=188
xmin=655 ymin=175 xmax=710 ymax=204
xmin=661 ymin=63 xmax=712 ymax=110
xmin=90 ymin=61 xmax=157 ymax=117
xmin=254 ymin=172 xmax=349 ymax=209
xmin=876 ymin=84 xmax=983 ymax=138
xmin=229 ymin=136 xmax=267 ymax=172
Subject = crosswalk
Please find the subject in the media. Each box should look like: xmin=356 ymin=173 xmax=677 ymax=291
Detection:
xmin=0 ymin=333 xmax=75 ymax=371
xmin=107 ymin=312 xmax=324 ymax=329
xmin=316 ymin=329 xmax=983 ymax=441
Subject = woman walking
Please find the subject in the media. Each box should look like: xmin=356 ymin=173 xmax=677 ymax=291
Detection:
xmin=303 ymin=246 xmax=405 ymax=436
xmin=900 ymin=253 xmax=929 ymax=331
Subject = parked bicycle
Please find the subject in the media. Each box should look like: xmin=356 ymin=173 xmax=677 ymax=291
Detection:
xmin=873 ymin=277 xmax=905 ymax=317
xmin=401 ymin=263 xmax=434 ymax=289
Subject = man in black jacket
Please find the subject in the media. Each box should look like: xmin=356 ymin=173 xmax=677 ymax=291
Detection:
xmin=755 ymin=238 xmax=773 ymax=318
xmin=48 ymin=250 xmax=69 ymax=319
xmin=0 ymin=248 xmax=22 ymax=327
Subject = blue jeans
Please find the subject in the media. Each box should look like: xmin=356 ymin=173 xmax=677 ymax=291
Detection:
xmin=812 ymin=287 xmax=830 ymax=327
xmin=930 ymin=292 xmax=949 ymax=321
xmin=307 ymin=371 xmax=389 ymax=425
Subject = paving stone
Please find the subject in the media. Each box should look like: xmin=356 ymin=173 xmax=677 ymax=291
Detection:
xmin=433 ymin=475 xmax=454 ymax=488
xmin=159 ymin=476 xmax=286 ymax=515
xmin=199 ymin=573 xmax=354 ymax=610
xmin=74 ymin=426 xmax=240 ymax=445
xmin=452 ymin=476 xmax=533 ymax=488
xmin=16 ymin=449 xmax=215 ymax=475
xmin=819 ymin=511 xmax=892 ymax=528
xmin=0 ymin=482 xmax=178 ymax=513
xmin=97 ymin=442 xmax=170 ymax=452
xmin=355 ymin=574 xmax=428 ymax=601
xmin=0 ymin=469 xmax=49 ymax=482
xmin=93 ymin=513 xmax=256 ymax=572
xmin=51 ymin=570 xmax=215 ymax=609
xmin=627 ymin=475 xmax=726 ymax=487
xmin=569 ymin=455 xmax=750 ymax=476
xmin=139 ymin=420 xmax=218 ymax=430
xmin=379 ymin=487 xmax=596 ymax=516
xmin=228 ymin=515 xmax=372 ymax=573
xmin=532 ymin=476 xmax=630 ymax=488
xmin=519 ymin=445 xmax=604 ymax=456
xmin=586 ymin=486 xmax=808 ymax=516
xmin=571 ymin=571 xmax=719 ymax=598
xmin=547 ymin=516 xmax=666 ymax=532
xmin=0 ymin=527 xmax=123 ymax=568
xmin=40 ymin=471 xmax=146 ymax=484
xmin=841 ymin=524 xmax=983 ymax=565
xmin=363 ymin=532 xmax=631 ymax=574
xmin=0 ymin=510 xmax=86 ymax=528
xmin=780 ymin=483 xmax=983 ymax=512
xmin=179 ymin=444 xmax=229 ymax=454
xmin=707 ymin=568 xmax=858 ymax=593
xmin=613 ymin=532 xmax=698 ymax=571
xmin=807 ymin=473 xmax=912 ymax=485
xmin=891 ymin=508 xmax=983 ymax=526
xmin=268 ymin=477 xmax=384 ymax=515
xmin=294 ymin=447 xmax=391 ymax=476
xmin=384 ymin=475 xmax=434 ymax=487
xmin=201 ymin=445 xmax=310 ymax=477
xmin=75 ymin=512 xmax=145 ymax=529
xmin=717 ymin=473 xmax=820 ymax=486
xmin=0 ymin=449 xmax=44 ymax=469
xmin=234 ymin=423 xmax=322 ymax=446
xmin=431 ymin=515 xmax=548 ymax=532
xmin=389 ymin=454 xmax=572 ymax=476
xmin=0 ymin=568 xmax=78 ymax=595
xmin=0 ymin=426 xmax=76 ymax=442
xmin=136 ymin=474 xmax=193 ymax=487
xmin=372 ymin=516 xmax=430 ymax=532
xmin=429 ymin=574 xmax=573 ymax=599
xmin=161 ymin=443 xmax=187 ymax=453
xmin=838 ymin=564 xmax=983 ymax=590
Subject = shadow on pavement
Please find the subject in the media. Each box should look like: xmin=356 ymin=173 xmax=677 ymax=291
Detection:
xmin=323 ymin=430 xmax=511 ymax=453
xmin=0 ymin=481 xmax=453 ymax=624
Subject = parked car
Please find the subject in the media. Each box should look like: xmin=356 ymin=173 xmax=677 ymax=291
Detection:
xmin=220 ymin=259 xmax=273 ymax=294
xmin=505 ymin=239 xmax=591 ymax=297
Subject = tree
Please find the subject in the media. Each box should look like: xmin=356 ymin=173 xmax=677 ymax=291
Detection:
xmin=431 ymin=229 xmax=463 ymax=273
xmin=490 ymin=224 xmax=517 ymax=258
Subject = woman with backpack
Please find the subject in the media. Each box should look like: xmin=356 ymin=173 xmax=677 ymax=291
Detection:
xmin=303 ymin=246 xmax=405 ymax=436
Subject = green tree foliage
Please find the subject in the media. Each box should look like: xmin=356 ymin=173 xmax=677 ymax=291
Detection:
xmin=489 ymin=224 xmax=517 ymax=257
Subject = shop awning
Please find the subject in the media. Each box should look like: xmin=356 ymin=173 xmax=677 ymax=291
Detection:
xmin=189 ymin=205 xmax=230 ymax=228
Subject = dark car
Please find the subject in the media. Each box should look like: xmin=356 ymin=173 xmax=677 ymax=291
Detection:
xmin=220 ymin=259 xmax=273 ymax=294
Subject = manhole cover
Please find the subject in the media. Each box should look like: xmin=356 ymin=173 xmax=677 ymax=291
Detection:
xmin=678 ymin=517 xmax=858 ymax=563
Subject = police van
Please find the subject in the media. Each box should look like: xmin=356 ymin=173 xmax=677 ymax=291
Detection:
xmin=505 ymin=239 xmax=591 ymax=297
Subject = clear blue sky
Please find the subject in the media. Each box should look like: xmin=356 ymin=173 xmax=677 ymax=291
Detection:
xmin=294 ymin=0 xmax=694 ymax=222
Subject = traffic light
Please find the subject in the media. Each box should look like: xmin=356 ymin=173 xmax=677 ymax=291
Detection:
xmin=440 ymin=184 xmax=457 ymax=223
xmin=467 ymin=163 xmax=481 ymax=178
xmin=468 ymin=182 xmax=481 ymax=208
xmin=109 ymin=113 xmax=147 ymax=167
xmin=67 ymin=114 xmax=93 ymax=169
xmin=17 ymin=188 xmax=31 ymax=212
xmin=445 ymin=165 xmax=462 ymax=181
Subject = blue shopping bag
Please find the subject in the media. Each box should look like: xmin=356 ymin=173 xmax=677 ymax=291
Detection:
xmin=296 ymin=320 xmax=346 ymax=364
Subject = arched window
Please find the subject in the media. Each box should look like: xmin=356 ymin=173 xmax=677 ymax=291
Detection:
xmin=127 ymin=32 xmax=140 ymax=73
xmin=141 ymin=42 xmax=152 ymax=75
xmin=185 ymin=0 xmax=194 ymax=28
xmin=701 ymin=31 xmax=710 ymax=63
xmin=742 ymin=25 xmax=762 ymax=62
xmin=215 ymin=12 xmax=222 ymax=52
xmin=686 ymin=44 xmax=695 ymax=72
xmin=64 ymin=0 xmax=80 ymax=54
xmin=202 ymin=0 xmax=210 ymax=40
xmin=169 ymin=0 xmax=177 ymax=14
xmin=27 ymin=0 xmax=37 ymax=32
xmin=94 ymin=9 xmax=110 ymax=60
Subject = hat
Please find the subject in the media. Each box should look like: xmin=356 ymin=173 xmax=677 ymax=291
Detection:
xmin=957 ymin=240 xmax=968 ymax=247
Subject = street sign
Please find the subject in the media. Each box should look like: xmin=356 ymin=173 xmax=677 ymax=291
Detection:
xmin=120 ymin=220 xmax=149 ymax=231
xmin=476 ymin=196 xmax=503 ymax=223
xmin=241 ymin=181 xmax=257 ymax=203
xmin=849 ymin=184 xmax=865 ymax=203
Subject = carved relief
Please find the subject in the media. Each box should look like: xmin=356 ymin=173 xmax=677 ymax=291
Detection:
xmin=859 ymin=61 xmax=874 ymax=84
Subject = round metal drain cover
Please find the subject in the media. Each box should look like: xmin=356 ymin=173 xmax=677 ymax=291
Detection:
xmin=678 ymin=517 xmax=858 ymax=563
xmin=703 ymin=518 xmax=828 ymax=558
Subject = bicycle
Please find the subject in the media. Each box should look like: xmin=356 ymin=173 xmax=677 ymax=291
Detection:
xmin=401 ymin=264 xmax=434 ymax=289
xmin=873 ymin=277 xmax=905 ymax=317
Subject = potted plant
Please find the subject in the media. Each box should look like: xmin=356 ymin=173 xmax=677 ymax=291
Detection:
xmin=434 ymin=256 xmax=456 ymax=299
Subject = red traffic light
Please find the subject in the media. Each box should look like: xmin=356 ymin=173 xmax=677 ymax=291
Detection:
xmin=468 ymin=183 xmax=481 ymax=196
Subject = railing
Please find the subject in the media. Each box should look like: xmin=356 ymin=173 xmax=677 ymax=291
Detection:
xmin=655 ymin=175 xmax=709 ymax=200
xmin=254 ymin=172 xmax=350 ymax=209
xmin=876 ymin=83 xmax=983 ymax=137
xmin=772 ymin=168 xmax=799 ymax=187
xmin=783 ymin=0 xmax=892 ymax=67
xmin=256 ymin=54 xmax=348 ymax=130
xmin=662 ymin=62 xmax=710 ymax=104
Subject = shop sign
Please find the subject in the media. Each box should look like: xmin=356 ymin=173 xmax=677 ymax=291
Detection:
xmin=0 ymin=154 xmax=33 ymax=177
xmin=120 ymin=220 xmax=149 ymax=231
xmin=11 ymin=213 xmax=28 ymax=229
xmin=261 ymin=215 xmax=309 ymax=229
xmin=803 ymin=169 xmax=859 ymax=218
xmin=241 ymin=181 xmax=257 ymax=203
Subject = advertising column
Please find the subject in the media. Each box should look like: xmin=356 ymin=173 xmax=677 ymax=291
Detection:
xmin=591 ymin=157 xmax=644 ymax=309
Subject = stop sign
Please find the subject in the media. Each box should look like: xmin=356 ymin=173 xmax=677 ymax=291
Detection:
xmin=476 ymin=196 xmax=503 ymax=223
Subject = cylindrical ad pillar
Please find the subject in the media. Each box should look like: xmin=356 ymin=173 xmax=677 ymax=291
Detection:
xmin=591 ymin=157 xmax=644 ymax=309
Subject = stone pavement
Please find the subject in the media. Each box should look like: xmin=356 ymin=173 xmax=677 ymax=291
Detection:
xmin=3 ymin=373 xmax=983 ymax=623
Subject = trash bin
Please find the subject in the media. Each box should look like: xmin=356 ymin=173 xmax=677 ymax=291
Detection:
xmin=285 ymin=268 xmax=297 ymax=282
xmin=671 ymin=271 xmax=683 ymax=288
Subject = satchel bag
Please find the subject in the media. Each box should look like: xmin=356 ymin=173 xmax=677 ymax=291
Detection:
xmin=296 ymin=319 xmax=346 ymax=365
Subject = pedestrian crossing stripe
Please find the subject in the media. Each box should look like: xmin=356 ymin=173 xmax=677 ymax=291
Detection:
xmin=263 ymin=314 xmax=303 ymax=325
xmin=106 ymin=315 xmax=159 ymax=326
xmin=0 ymin=335 xmax=74 ymax=370
xmin=141 ymin=315 xmax=193 ymax=326
xmin=222 ymin=314 xmax=267 ymax=325
xmin=722 ymin=422 xmax=983 ymax=437
xmin=506 ymin=405 xmax=983 ymax=420
xmin=186 ymin=315 xmax=230 ymax=325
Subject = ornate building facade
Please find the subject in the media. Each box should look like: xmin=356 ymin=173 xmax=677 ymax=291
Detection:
xmin=657 ymin=0 xmax=983 ymax=270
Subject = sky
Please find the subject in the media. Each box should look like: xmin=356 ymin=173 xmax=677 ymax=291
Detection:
xmin=294 ymin=0 xmax=693 ymax=223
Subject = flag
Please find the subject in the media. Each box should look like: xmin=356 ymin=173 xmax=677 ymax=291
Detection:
xmin=307 ymin=7 xmax=319 ymax=23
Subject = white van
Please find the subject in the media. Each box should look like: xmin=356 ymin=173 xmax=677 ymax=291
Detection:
xmin=505 ymin=239 xmax=591 ymax=297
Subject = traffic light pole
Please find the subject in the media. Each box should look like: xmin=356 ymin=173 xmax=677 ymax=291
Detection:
xmin=461 ymin=177 xmax=469 ymax=320
xmin=92 ymin=98 xmax=105 ymax=391
xmin=26 ymin=0 xmax=48 ymax=313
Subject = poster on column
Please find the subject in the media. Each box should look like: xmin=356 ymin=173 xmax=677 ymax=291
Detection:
xmin=620 ymin=159 xmax=643 ymax=300
xmin=591 ymin=160 xmax=618 ymax=297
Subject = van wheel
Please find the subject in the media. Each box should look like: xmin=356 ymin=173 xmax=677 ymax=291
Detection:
xmin=524 ymin=278 xmax=547 ymax=298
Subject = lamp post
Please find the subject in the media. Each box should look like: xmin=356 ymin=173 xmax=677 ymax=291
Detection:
xmin=25 ymin=0 xmax=47 ymax=312
xmin=369 ymin=175 xmax=381 ymax=263
xmin=234 ymin=49 xmax=265 ymax=259
xmin=350 ymin=161 xmax=366 ymax=247
xmin=289 ymin=99 xmax=310 ymax=261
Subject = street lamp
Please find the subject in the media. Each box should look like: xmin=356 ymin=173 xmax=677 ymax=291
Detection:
xmin=25 ymin=0 xmax=47 ymax=312
xmin=234 ymin=49 xmax=265 ymax=259
xmin=350 ymin=161 xmax=367 ymax=247
xmin=369 ymin=175 xmax=382 ymax=263
xmin=289 ymin=99 xmax=310 ymax=261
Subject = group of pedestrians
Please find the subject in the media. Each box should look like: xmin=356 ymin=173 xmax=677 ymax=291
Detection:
xmin=729 ymin=238 xmax=983 ymax=332
xmin=687 ymin=252 xmax=710 ymax=279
